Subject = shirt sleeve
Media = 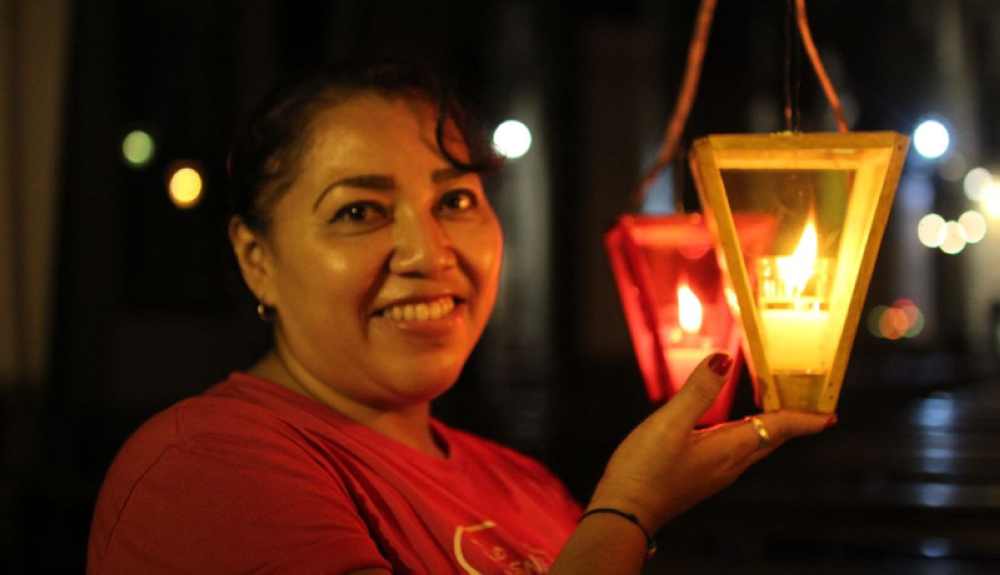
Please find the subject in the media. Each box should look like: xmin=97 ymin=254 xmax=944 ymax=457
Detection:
xmin=91 ymin=418 xmax=391 ymax=575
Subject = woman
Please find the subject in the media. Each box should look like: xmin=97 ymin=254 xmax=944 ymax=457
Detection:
xmin=88 ymin=58 xmax=833 ymax=574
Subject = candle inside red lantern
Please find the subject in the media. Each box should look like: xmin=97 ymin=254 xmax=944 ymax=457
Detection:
xmin=664 ymin=280 xmax=715 ymax=386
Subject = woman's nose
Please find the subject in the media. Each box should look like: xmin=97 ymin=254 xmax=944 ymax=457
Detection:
xmin=389 ymin=211 xmax=457 ymax=276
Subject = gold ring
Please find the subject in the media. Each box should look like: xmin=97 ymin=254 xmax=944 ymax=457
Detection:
xmin=747 ymin=416 xmax=771 ymax=450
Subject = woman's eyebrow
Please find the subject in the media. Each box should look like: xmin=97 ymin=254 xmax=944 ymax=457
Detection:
xmin=432 ymin=167 xmax=472 ymax=183
xmin=313 ymin=174 xmax=396 ymax=211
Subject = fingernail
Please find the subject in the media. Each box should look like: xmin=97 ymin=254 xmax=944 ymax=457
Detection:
xmin=824 ymin=415 xmax=838 ymax=430
xmin=708 ymin=353 xmax=733 ymax=376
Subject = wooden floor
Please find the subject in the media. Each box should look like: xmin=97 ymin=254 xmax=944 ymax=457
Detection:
xmin=647 ymin=378 xmax=1000 ymax=574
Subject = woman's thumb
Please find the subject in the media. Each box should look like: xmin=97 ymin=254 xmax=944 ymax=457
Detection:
xmin=658 ymin=352 xmax=734 ymax=430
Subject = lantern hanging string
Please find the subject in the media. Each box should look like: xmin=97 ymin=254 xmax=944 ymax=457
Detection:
xmin=629 ymin=0 xmax=718 ymax=211
xmin=784 ymin=0 xmax=801 ymax=132
xmin=794 ymin=0 xmax=848 ymax=133
xmin=631 ymin=0 xmax=849 ymax=210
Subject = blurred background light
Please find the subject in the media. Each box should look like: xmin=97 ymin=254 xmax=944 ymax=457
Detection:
xmin=122 ymin=129 xmax=155 ymax=167
xmin=936 ymin=152 xmax=966 ymax=181
xmin=919 ymin=538 xmax=952 ymax=558
xmin=492 ymin=119 xmax=532 ymax=159
xmin=867 ymin=305 xmax=888 ymax=338
xmin=983 ymin=182 xmax=1000 ymax=217
xmin=869 ymin=299 xmax=924 ymax=339
xmin=958 ymin=210 xmax=987 ymax=243
xmin=917 ymin=213 xmax=947 ymax=248
xmin=167 ymin=164 xmax=203 ymax=208
xmin=963 ymin=167 xmax=993 ymax=201
xmin=939 ymin=220 xmax=968 ymax=254
xmin=913 ymin=119 xmax=950 ymax=160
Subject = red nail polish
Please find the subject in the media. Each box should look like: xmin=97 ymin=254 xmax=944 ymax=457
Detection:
xmin=708 ymin=353 xmax=733 ymax=376
xmin=824 ymin=415 xmax=838 ymax=430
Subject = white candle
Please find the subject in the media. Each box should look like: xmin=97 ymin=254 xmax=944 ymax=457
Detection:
xmin=666 ymin=346 xmax=710 ymax=384
xmin=663 ymin=282 xmax=716 ymax=385
xmin=757 ymin=219 xmax=832 ymax=374
xmin=759 ymin=306 xmax=829 ymax=372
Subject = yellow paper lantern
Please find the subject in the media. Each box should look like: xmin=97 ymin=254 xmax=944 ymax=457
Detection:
xmin=690 ymin=131 xmax=909 ymax=413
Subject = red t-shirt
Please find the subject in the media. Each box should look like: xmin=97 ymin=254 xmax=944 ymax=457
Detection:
xmin=88 ymin=373 xmax=582 ymax=574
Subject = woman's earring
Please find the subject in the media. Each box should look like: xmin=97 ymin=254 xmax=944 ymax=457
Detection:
xmin=256 ymin=302 xmax=276 ymax=323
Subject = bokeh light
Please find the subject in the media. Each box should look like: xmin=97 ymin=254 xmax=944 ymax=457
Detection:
xmin=936 ymin=152 xmax=966 ymax=182
xmin=913 ymin=119 xmax=950 ymax=159
xmin=917 ymin=213 xmax=947 ymax=248
xmin=869 ymin=299 xmax=924 ymax=339
xmin=122 ymin=130 xmax=155 ymax=167
xmin=983 ymin=181 xmax=1000 ymax=217
xmin=958 ymin=210 xmax=987 ymax=243
xmin=167 ymin=164 xmax=204 ymax=208
xmin=939 ymin=221 xmax=967 ymax=254
xmin=492 ymin=120 xmax=532 ymax=159
xmin=963 ymin=167 xmax=993 ymax=201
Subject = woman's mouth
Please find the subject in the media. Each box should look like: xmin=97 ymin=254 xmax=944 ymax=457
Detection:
xmin=376 ymin=296 xmax=459 ymax=321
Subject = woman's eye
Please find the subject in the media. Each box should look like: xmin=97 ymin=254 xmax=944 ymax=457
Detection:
xmin=330 ymin=202 xmax=388 ymax=226
xmin=440 ymin=190 xmax=479 ymax=213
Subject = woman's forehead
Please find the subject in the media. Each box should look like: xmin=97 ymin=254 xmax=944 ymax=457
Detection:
xmin=303 ymin=93 xmax=469 ymax=164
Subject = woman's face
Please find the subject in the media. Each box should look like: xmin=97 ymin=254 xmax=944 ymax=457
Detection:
xmin=248 ymin=93 xmax=503 ymax=410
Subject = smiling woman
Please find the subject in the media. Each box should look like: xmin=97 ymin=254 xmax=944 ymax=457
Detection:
xmin=87 ymin=57 xmax=833 ymax=575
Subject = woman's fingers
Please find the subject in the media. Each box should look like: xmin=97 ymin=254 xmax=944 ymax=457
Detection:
xmin=738 ymin=410 xmax=836 ymax=463
xmin=656 ymin=352 xmax=734 ymax=432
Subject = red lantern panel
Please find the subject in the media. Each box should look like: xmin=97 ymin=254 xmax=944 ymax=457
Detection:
xmin=605 ymin=213 xmax=776 ymax=425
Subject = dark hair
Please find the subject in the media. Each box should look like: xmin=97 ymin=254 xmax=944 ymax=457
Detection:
xmin=228 ymin=56 xmax=503 ymax=234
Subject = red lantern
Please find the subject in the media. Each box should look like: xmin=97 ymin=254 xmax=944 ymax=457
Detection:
xmin=605 ymin=213 xmax=775 ymax=425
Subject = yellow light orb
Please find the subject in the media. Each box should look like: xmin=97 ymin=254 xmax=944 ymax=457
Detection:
xmin=983 ymin=182 xmax=1000 ymax=217
xmin=168 ymin=166 xmax=203 ymax=208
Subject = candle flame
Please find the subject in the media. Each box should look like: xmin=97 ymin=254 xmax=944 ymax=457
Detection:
xmin=777 ymin=219 xmax=818 ymax=296
xmin=678 ymin=283 xmax=703 ymax=333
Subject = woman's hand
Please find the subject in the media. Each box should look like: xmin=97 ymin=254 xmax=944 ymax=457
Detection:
xmin=587 ymin=352 xmax=835 ymax=534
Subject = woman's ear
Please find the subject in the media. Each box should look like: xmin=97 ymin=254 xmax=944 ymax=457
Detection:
xmin=229 ymin=216 xmax=274 ymax=305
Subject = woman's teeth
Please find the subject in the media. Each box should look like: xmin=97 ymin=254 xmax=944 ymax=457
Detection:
xmin=381 ymin=297 xmax=456 ymax=321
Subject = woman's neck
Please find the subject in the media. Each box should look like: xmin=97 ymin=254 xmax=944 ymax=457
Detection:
xmin=250 ymin=350 xmax=447 ymax=459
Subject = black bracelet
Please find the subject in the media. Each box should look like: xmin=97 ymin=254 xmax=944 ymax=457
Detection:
xmin=580 ymin=508 xmax=657 ymax=560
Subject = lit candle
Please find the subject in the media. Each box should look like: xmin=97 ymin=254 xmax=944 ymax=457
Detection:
xmin=664 ymin=281 xmax=715 ymax=385
xmin=758 ymin=219 xmax=831 ymax=374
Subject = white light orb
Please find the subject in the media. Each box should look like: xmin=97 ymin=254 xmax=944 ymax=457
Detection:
xmin=917 ymin=213 xmax=947 ymax=248
xmin=939 ymin=220 xmax=967 ymax=255
xmin=958 ymin=210 xmax=987 ymax=243
xmin=963 ymin=167 xmax=993 ymax=201
xmin=913 ymin=119 xmax=950 ymax=160
xmin=492 ymin=120 xmax=532 ymax=159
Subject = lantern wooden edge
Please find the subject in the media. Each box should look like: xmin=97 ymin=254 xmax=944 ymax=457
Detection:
xmin=694 ymin=131 xmax=907 ymax=151
xmin=821 ymin=133 xmax=911 ymax=412
xmin=689 ymin=139 xmax=779 ymax=410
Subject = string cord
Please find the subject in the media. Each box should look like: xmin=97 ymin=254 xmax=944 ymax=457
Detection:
xmin=631 ymin=0 xmax=848 ymax=209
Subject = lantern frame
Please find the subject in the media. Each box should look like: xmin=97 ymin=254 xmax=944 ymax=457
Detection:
xmin=605 ymin=213 xmax=776 ymax=425
xmin=690 ymin=131 xmax=909 ymax=413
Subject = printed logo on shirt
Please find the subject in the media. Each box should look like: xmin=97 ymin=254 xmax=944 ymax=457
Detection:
xmin=453 ymin=521 xmax=554 ymax=575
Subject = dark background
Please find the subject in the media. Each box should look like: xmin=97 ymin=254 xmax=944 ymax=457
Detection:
xmin=3 ymin=0 xmax=1000 ymax=572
